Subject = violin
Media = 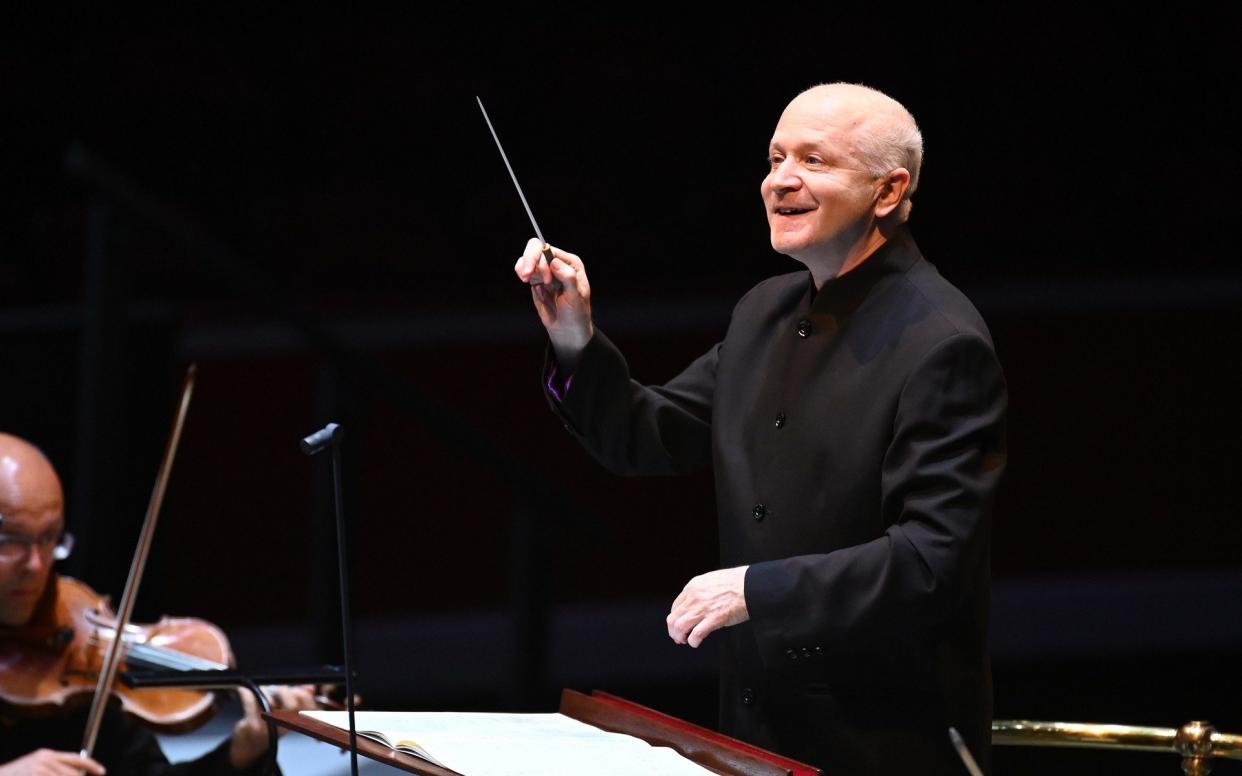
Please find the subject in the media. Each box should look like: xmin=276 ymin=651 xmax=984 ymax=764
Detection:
xmin=0 ymin=574 xmax=232 ymax=733
xmin=2 ymin=367 xmax=342 ymax=761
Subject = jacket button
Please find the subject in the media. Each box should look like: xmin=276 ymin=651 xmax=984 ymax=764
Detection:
xmin=796 ymin=318 xmax=812 ymax=337
xmin=814 ymin=646 xmax=824 ymax=656
xmin=741 ymin=688 xmax=755 ymax=706
xmin=785 ymin=648 xmax=797 ymax=660
xmin=752 ymin=504 xmax=766 ymax=521
xmin=801 ymin=647 xmax=812 ymax=659
xmin=774 ymin=412 xmax=786 ymax=429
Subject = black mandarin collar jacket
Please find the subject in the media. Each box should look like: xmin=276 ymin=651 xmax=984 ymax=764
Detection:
xmin=547 ymin=227 xmax=1007 ymax=775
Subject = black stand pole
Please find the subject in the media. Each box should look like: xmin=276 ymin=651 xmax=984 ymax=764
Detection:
xmin=301 ymin=422 xmax=358 ymax=776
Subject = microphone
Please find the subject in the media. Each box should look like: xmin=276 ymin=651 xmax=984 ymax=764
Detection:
xmin=301 ymin=423 xmax=342 ymax=455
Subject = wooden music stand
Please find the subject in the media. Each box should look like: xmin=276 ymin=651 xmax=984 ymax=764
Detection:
xmin=265 ymin=689 xmax=821 ymax=776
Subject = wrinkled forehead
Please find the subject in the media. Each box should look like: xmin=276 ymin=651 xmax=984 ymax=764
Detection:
xmin=0 ymin=506 xmax=63 ymax=536
xmin=769 ymin=95 xmax=869 ymax=152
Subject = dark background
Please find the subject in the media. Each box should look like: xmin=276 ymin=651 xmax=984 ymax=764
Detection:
xmin=4 ymin=8 xmax=1241 ymax=774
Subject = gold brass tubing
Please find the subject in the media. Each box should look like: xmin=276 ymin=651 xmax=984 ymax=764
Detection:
xmin=1207 ymin=732 xmax=1242 ymax=759
xmin=993 ymin=721 xmax=1175 ymax=752
xmin=992 ymin=721 xmax=1242 ymax=761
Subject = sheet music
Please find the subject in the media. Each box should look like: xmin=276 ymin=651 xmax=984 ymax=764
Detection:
xmin=302 ymin=710 xmax=716 ymax=776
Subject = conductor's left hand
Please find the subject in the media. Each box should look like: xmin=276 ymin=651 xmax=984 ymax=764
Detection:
xmin=229 ymin=685 xmax=319 ymax=770
xmin=667 ymin=566 xmax=750 ymax=648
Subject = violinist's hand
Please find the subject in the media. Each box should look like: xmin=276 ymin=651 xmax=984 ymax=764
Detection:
xmin=514 ymin=238 xmax=594 ymax=373
xmin=229 ymin=685 xmax=319 ymax=770
xmin=0 ymin=748 xmax=107 ymax=775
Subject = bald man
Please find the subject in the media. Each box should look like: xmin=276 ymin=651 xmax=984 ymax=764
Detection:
xmin=0 ymin=433 xmax=310 ymax=776
xmin=515 ymin=83 xmax=1007 ymax=774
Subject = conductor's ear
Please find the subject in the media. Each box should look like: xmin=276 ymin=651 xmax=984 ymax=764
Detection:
xmin=874 ymin=168 xmax=911 ymax=219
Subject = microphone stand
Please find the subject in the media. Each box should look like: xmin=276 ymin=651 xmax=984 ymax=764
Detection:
xmin=301 ymin=422 xmax=358 ymax=776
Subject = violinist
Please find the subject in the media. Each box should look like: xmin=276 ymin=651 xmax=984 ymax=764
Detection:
xmin=0 ymin=432 xmax=315 ymax=775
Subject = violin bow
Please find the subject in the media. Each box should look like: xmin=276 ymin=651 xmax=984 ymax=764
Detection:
xmin=80 ymin=364 xmax=197 ymax=759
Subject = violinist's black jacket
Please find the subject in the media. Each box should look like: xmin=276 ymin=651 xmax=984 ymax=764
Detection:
xmin=0 ymin=705 xmax=270 ymax=776
xmin=547 ymin=227 xmax=1007 ymax=775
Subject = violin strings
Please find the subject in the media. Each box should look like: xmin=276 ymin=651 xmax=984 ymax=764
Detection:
xmin=84 ymin=627 xmax=228 ymax=673
xmin=126 ymin=643 xmax=228 ymax=672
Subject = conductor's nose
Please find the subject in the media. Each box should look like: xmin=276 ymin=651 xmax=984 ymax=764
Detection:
xmin=768 ymin=158 xmax=803 ymax=195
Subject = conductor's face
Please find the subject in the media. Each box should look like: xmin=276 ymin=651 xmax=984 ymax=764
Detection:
xmin=762 ymin=88 xmax=882 ymax=264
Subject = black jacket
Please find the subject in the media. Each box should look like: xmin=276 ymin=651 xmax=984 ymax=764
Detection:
xmin=0 ymin=705 xmax=268 ymax=776
xmin=549 ymin=228 xmax=1007 ymax=775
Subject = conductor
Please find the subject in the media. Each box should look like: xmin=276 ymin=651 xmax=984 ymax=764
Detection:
xmin=515 ymin=83 xmax=1007 ymax=774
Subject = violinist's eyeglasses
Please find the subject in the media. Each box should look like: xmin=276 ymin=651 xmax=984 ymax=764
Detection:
xmin=0 ymin=529 xmax=74 ymax=564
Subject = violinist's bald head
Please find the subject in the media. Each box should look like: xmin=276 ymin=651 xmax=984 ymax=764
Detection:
xmin=0 ymin=433 xmax=63 ymax=520
xmin=0 ymin=433 xmax=64 ymax=626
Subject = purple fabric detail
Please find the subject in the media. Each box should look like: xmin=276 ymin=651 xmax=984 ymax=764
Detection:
xmin=547 ymin=365 xmax=574 ymax=402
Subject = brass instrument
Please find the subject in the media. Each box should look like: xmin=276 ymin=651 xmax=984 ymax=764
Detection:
xmin=993 ymin=719 xmax=1242 ymax=775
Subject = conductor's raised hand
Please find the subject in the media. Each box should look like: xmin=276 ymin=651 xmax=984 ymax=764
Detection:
xmin=514 ymin=238 xmax=594 ymax=370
